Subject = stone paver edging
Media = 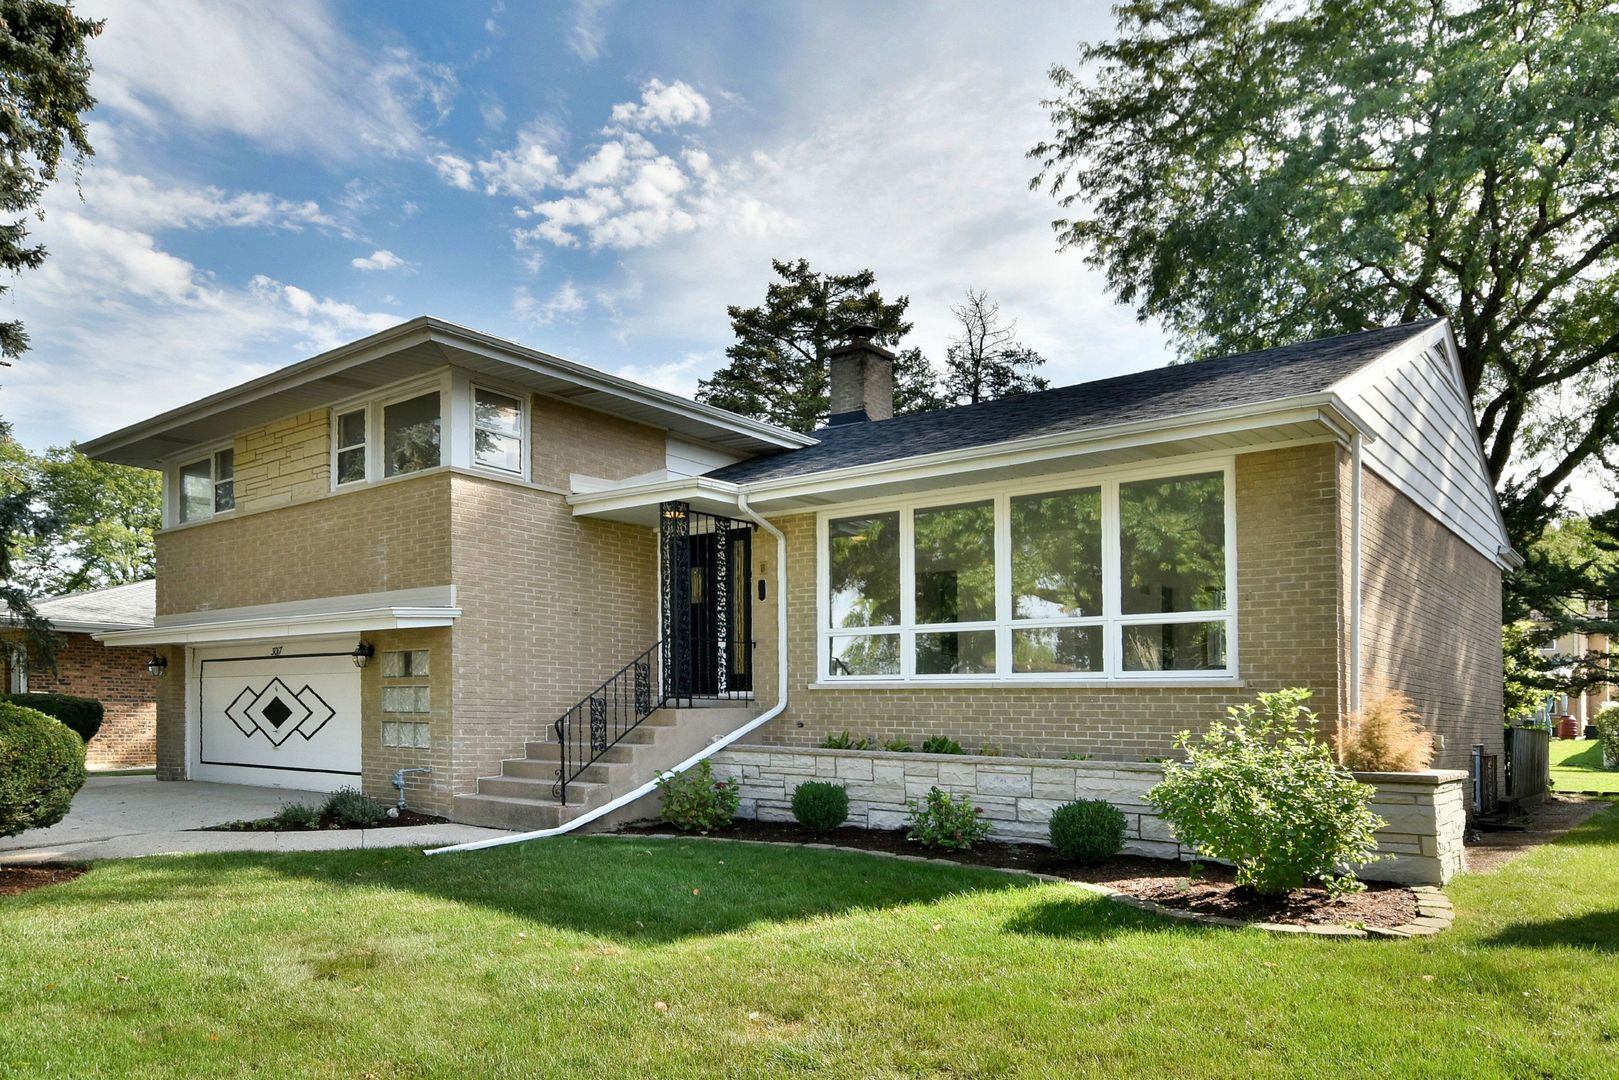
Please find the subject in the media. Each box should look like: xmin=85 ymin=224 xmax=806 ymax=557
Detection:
xmin=602 ymin=832 xmax=1456 ymax=939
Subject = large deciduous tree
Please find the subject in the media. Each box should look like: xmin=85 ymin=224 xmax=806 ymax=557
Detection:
xmin=696 ymin=259 xmax=941 ymax=432
xmin=943 ymin=289 xmax=1049 ymax=405
xmin=6 ymin=442 xmax=161 ymax=595
xmin=1029 ymin=0 xmax=1619 ymax=542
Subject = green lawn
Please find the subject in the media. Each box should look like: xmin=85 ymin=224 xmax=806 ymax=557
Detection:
xmin=4 ymin=811 xmax=1619 ymax=1079
xmin=1551 ymin=738 xmax=1619 ymax=793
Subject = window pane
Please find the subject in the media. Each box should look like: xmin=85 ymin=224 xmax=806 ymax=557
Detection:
xmin=1012 ymin=626 xmax=1104 ymax=674
xmin=828 ymin=513 xmax=900 ymax=628
xmin=915 ymin=630 xmax=995 ymax=676
xmin=213 ymin=479 xmax=235 ymax=513
xmin=475 ymin=388 xmax=522 ymax=435
xmin=474 ymin=430 xmax=522 ymax=473
xmin=337 ymin=446 xmax=366 ymax=484
xmin=1122 ymin=621 xmax=1228 ymax=671
xmin=383 ymin=392 xmax=441 ymax=477
xmin=383 ymin=685 xmax=431 ymax=713
xmin=1012 ymin=488 xmax=1102 ymax=619
xmin=828 ymin=633 xmax=900 ymax=677
xmin=337 ymin=409 xmax=365 ymax=450
xmin=913 ymin=501 xmax=995 ymax=624
xmin=179 ymin=459 xmax=212 ymax=522
xmin=213 ymin=448 xmax=234 ymax=481
xmin=1119 ymin=472 xmax=1226 ymax=614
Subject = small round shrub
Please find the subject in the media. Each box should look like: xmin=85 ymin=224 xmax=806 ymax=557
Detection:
xmin=1048 ymin=799 xmax=1127 ymax=863
xmin=2 ymin=693 xmax=103 ymax=743
xmin=274 ymin=802 xmax=323 ymax=829
xmin=322 ymin=787 xmax=388 ymax=828
xmin=905 ymin=786 xmax=991 ymax=851
xmin=657 ymin=760 xmax=741 ymax=832
xmin=0 ymin=701 xmax=88 ymax=838
xmin=791 ymin=781 xmax=849 ymax=832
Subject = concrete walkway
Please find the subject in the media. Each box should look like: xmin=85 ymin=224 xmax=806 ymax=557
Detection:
xmin=0 ymin=775 xmax=510 ymax=864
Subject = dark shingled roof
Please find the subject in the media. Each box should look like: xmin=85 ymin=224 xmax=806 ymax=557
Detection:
xmin=705 ymin=320 xmax=1440 ymax=485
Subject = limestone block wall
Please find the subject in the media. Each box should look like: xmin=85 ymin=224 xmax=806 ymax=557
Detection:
xmin=710 ymin=745 xmax=1470 ymax=885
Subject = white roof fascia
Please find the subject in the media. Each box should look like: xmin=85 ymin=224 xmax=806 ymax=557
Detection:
xmin=95 ymin=586 xmax=461 ymax=647
xmin=568 ymin=476 xmax=742 ymax=518
xmin=738 ymin=395 xmax=1373 ymax=507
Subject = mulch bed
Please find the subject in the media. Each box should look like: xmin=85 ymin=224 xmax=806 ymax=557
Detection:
xmin=0 ymin=865 xmax=85 ymax=897
xmin=622 ymin=818 xmax=1419 ymax=930
xmin=203 ymin=808 xmax=447 ymax=832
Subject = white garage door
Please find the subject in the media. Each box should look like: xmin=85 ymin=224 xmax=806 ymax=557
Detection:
xmin=196 ymin=650 xmax=361 ymax=791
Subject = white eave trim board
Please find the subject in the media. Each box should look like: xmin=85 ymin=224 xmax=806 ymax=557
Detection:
xmin=95 ymin=585 xmax=461 ymax=646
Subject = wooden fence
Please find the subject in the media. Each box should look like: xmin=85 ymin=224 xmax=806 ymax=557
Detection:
xmin=1505 ymin=726 xmax=1551 ymax=803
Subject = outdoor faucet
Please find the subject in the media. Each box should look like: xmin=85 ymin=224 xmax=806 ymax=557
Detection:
xmin=391 ymin=767 xmax=433 ymax=811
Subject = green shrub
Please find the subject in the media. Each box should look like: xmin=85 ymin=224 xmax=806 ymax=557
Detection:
xmin=0 ymin=701 xmax=87 ymax=838
xmin=880 ymin=738 xmax=914 ymax=753
xmin=905 ymin=786 xmax=991 ymax=851
xmin=1048 ymin=799 xmax=1127 ymax=863
xmin=322 ymin=787 xmax=388 ymax=828
xmin=1148 ymin=688 xmax=1384 ymax=896
xmin=657 ymin=760 xmax=740 ymax=832
xmin=977 ymin=742 xmax=1004 ymax=757
xmin=790 ymin=781 xmax=849 ymax=832
xmin=275 ymin=802 xmax=323 ymax=829
xmin=820 ymin=730 xmax=871 ymax=750
xmin=2 ymin=693 xmax=103 ymax=743
xmin=1594 ymin=704 xmax=1619 ymax=769
xmin=920 ymin=736 xmax=964 ymax=755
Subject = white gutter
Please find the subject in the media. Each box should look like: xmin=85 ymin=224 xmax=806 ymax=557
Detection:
xmin=424 ymin=491 xmax=790 ymax=856
xmin=1349 ymin=433 xmax=1364 ymax=716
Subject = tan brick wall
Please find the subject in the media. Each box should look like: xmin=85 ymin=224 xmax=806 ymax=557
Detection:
xmin=1357 ymin=466 xmax=1503 ymax=771
xmin=447 ymin=473 xmax=659 ymax=796
xmin=233 ymin=409 xmax=330 ymax=513
xmin=360 ymin=628 xmax=453 ymax=814
xmin=152 ymin=644 xmax=186 ymax=780
xmin=2 ymin=631 xmax=157 ymax=768
xmin=750 ymin=444 xmax=1346 ymax=759
xmin=155 ymin=471 xmax=453 ymax=615
xmin=531 ymin=394 xmax=667 ymax=490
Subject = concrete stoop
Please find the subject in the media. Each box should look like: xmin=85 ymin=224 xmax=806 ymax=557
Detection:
xmin=451 ymin=704 xmax=758 ymax=831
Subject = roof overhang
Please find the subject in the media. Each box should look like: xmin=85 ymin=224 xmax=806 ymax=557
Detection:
xmin=570 ymin=393 xmax=1374 ymax=523
xmin=79 ymin=317 xmax=814 ymax=470
xmin=95 ymin=586 xmax=461 ymax=647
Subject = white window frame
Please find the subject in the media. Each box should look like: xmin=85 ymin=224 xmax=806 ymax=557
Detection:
xmin=165 ymin=442 xmax=238 ymax=527
xmin=327 ymin=373 xmax=451 ymax=490
xmin=332 ymin=405 xmax=368 ymax=489
xmin=467 ymin=382 xmax=528 ymax=478
xmin=816 ymin=456 xmax=1239 ymax=686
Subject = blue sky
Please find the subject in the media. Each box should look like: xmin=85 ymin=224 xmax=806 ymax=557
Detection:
xmin=3 ymin=0 xmax=1171 ymax=452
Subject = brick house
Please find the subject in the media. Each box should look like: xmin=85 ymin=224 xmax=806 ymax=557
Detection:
xmin=3 ymin=579 xmax=158 ymax=768
xmin=79 ymin=316 xmax=1516 ymax=835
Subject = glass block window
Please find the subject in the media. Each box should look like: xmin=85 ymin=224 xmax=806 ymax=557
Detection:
xmin=382 ymin=721 xmax=430 ymax=748
xmin=382 ymin=685 xmax=430 ymax=713
xmin=382 ymin=649 xmax=430 ymax=678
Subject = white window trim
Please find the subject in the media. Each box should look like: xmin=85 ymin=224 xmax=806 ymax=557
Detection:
xmin=466 ymin=380 xmax=530 ymax=480
xmin=331 ymin=404 xmax=369 ymax=490
xmin=328 ymin=372 xmax=451 ymax=491
xmin=164 ymin=441 xmax=239 ymax=528
xmin=816 ymin=455 xmax=1240 ymax=686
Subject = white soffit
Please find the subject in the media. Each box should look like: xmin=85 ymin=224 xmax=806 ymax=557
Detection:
xmin=95 ymin=586 xmax=461 ymax=646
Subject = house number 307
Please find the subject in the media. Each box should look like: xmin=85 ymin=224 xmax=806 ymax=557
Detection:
xmin=270 ymin=646 xmax=283 ymax=657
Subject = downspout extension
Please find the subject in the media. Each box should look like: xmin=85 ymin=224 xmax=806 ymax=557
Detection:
xmin=1349 ymin=434 xmax=1364 ymax=717
xmin=424 ymin=492 xmax=789 ymax=855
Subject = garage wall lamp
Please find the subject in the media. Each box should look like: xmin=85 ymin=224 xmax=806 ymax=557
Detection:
xmin=352 ymin=641 xmax=375 ymax=669
xmin=146 ymin=654 xmax=168 ymax=678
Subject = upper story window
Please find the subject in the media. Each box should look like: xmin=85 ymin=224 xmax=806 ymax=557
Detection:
xmin=177 ymin=448 xmax=235 ymax=523
xmin=335 ymin=408 xmax=366 ymax=485
xmin=383 ymin=391 xmax=442 ymax=478
xmin=473 ymin=387 xmax=524 ymax=473
xmin=822 ymin=464 xmax=1234 ymax=682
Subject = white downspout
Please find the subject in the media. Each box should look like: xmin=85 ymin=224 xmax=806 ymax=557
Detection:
xmin=425 ymin=494 xmax=789 ymax=855
xmin=1349 ymin=434 xmax=1364 ymax=717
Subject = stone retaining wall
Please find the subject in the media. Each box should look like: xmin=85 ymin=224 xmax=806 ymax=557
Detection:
xmin=710 ymin=745 xmax=1470 ymax=885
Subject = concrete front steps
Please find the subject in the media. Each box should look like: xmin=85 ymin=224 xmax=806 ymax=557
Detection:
xmin=452 ymin=702 xmax=759 ymax=831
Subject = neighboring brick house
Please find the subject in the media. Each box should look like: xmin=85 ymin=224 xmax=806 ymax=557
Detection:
xmin=80 ymin=316 xmax=1517 ymax=831
xmin=3 ymin=580 xmax=158 ymax=768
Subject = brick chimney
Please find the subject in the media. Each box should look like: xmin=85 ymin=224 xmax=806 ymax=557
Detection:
xmin=827 ymin=323 xmax=894 ymax=425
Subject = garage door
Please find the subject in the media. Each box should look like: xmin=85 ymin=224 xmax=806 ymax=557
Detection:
xmin=196 ymin=650 xmax=361 ymax=791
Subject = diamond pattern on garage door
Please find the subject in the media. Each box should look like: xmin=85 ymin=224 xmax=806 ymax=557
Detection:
xmin=222 ymin=677 xmax=338 ymax=748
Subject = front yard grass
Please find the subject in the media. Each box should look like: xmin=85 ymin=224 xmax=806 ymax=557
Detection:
xmin=1551 ymin=738 xmax=1619 ymax=793
xmin=3 ymin=806 xmax=1618 ymax=1079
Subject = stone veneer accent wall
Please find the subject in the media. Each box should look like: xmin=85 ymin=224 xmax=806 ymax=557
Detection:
xmin=2 ymin=631 xmax=157 ymax=768
xmin=232 ymin=409 xmax=330 ymax=513
xmin=748 ymin=444 xmax=1346 ymax=760
xmin=711 ymin=745 xmax=1469 ymax=885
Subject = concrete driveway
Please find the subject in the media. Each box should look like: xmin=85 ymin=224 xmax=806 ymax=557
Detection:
xmin=0 ymin=775 xmax=508 ymax=864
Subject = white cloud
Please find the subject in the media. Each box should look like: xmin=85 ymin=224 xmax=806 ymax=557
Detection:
xmin=351 ymin=249 xmax=408 ymax=271
xmin=433 ymin=154 xmax=477 ymax=191
xmin=608 ymin=79 xmax=711 ymax=131
xmin=72 ymin=167 xmax=341 ymax=234
xmin=565 ymin=0 xmax=616 ymax=62
xmin=83 ymin=0 xmax=457 ymax=162
xmin=514 ymin=281 xmax=588 ymax=327
xmin=475 ymin=122 xmax=562 ymax=197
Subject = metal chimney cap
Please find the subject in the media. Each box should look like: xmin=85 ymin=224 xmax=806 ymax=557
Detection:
xmin=839 ymin=322 xmax=881 ymax=342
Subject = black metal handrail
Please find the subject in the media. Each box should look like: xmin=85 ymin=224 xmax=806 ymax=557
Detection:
xmin=553 ymin=639 xmax=665 ymax=805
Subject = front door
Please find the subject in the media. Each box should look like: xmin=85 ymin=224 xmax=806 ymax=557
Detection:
xmin=686 ymin=527 xmax=753 ymax=696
